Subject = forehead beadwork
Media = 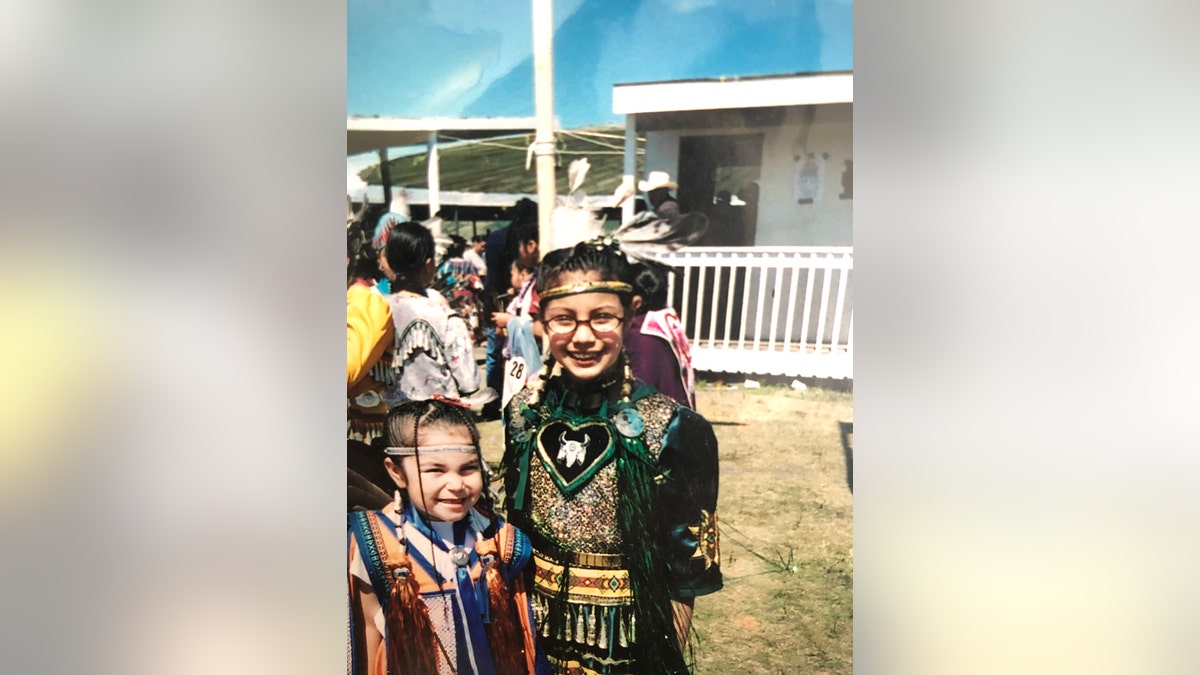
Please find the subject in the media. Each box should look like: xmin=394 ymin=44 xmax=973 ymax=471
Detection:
xmin=383 ymin=444 xmax=478 ymax=456
xmin=539 ymin=280 xmax=633 ymax=302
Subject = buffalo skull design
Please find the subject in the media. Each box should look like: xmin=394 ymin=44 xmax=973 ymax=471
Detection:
xmin=557 ymin=432 xmax=590 ymax=468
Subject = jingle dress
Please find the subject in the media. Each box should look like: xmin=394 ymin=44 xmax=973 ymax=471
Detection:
xmin=501 ymin=380 xmax=722 ymax=674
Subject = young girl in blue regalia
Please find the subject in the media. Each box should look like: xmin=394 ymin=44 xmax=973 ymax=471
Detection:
xmin=348 ymin=398 xmax=548 ymax=675
xmin=500 ymin=236 xmax=723 ymax=674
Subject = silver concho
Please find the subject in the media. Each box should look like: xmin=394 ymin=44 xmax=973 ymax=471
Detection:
xmin=354 ymin=390 xmax=381 ymax=408
xmin=612 ymin=408 xmax=645 ymax=438
xmin=510 ymin=414 xmax=533 ymax=443
xmin=449 ymin=546 xmax=471 ymax=568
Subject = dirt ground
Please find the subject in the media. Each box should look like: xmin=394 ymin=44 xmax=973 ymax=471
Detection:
xmin=477 ymin=381 xmax=853 ymax=674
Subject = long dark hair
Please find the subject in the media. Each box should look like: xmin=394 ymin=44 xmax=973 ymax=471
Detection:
xmin=504 ymin=198 xmax=539 ymax=265
xmin=384 ymin=221 xmax=436 ymax=285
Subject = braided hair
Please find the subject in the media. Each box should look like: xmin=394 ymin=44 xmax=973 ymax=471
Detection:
xmin=383 ymin=398 xmax=494 ymax=514
xmin=535 ymin=239 xmax=635 ymax=305
xmin=380 ymin=399 xmax=529 ymax=674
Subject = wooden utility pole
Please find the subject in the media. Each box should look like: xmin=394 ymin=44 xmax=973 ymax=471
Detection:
xmin=532 ymin=0 xmax=556 ymax=256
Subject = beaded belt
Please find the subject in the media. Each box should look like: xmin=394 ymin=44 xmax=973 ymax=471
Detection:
xmin=532 ymin=551 xmax=632 ymax=605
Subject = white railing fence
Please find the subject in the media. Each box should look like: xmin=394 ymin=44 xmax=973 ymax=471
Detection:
xmin=649 ymin=246 xmax=853 ymax=379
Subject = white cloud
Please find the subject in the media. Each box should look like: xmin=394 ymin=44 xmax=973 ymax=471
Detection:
xmin=668 ymin=0 xmax=718 ymax=12
xmin=420 ymin=0 xmax=588 ymax=114
xmin=416 ymin=60 xmax=487 ymax=114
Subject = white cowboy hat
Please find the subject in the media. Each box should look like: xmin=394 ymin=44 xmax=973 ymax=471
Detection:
xmin=638 ymin=170 xmax=677 ymax=192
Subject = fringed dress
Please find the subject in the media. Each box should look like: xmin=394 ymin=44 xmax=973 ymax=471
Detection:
xmin=501 ymin=382 xmax=722 ymax=674
xmin=347 ymin=505 xmax=546 ymax=675
xmin=378 ymin=290 xmax=482 ymax=408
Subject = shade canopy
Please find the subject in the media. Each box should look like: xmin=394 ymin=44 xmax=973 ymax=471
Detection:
xmin=347 ymin=116 xmax=541 ymax=156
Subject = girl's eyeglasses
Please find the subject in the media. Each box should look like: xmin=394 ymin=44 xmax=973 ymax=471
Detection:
xmin=543 ymin=313 xmax=625 ymax=335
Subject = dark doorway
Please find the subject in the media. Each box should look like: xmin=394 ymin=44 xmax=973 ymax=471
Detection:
xmin=674 ymin=134 xmax=763 ymax=342
xmin=677 ymin=134 xmax=764 ymax=247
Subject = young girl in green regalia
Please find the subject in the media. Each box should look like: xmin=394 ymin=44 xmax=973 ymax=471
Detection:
xmin=500 ymin=238 xmax=723 ymax=674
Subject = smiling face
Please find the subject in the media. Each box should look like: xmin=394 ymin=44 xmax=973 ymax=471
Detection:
xmin=384 ymin=426 xmax=483 ymax=522
xmin=541 ymin=271 xmax=635 ymax=383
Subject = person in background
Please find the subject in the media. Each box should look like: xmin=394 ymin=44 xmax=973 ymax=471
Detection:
xmin=490 ymin=216 xmax=542 ymax=403
xmin=372 ymin=189 xmax=412 ymax=295
xmin=463 ymin=234 xmax=488 ymax=278
xmin=347 ymin=222 xmax=397 ymax=510
xmin=625 ymin=261 xmax=696 ymax=408
xmin=432 ymin=234 xmax=486 ymax=346
xmin=379 ymin=221 xmax=494 ymax=408
xmin=348 ymin=216 xmax=393 ymax=394
xmin=638 ymin=170 xmax=681 ymax=220
xmin=492 ymin=259 xmax=543 ymax=406
xmin=493 ymin=259 xmax=536 ymax=337
xmin=481 ymin=198 xmax=538 ymax=419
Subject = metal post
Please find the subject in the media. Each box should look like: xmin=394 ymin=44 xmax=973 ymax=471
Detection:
xmin=427 ymin=131 xmax=441 ymax=219
xmin=532 ymin=0 xmax=556 ymax=257
xmin=623 ymin=114 xmax=637 ymax=223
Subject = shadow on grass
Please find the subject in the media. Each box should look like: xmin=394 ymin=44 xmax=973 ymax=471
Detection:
xmin=839 ymin=421 xmax=853 ymax=493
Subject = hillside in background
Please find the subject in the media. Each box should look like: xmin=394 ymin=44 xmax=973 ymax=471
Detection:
xmin=357 ymin=125 xmax=644 ymax=196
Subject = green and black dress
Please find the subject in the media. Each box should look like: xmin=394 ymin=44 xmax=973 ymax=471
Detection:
xmin=501 ymin=378 xmax=722 ymax=675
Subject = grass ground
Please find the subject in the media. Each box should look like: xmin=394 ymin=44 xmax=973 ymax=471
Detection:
xmin=477 ymin=381 xmax=854 ymax=674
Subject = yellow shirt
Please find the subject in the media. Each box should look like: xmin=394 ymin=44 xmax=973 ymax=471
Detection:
xmin=347 ymin=282 xmax=394 ymax=391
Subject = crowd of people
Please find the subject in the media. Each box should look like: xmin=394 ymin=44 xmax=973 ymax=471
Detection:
xmin=346 ymin=173 xmax=718 ymax=674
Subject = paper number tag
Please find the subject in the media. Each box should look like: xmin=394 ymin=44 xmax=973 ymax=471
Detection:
xmin=501 ymin=355 xmax=527 ymax=410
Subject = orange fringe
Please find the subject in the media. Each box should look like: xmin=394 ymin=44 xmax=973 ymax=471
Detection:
xmin=385 ymin=566 xmax=441 ymax=675
xmin=483 ymin=560 xmax=529 ymax=675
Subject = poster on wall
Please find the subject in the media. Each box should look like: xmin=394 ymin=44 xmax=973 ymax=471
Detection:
xmin=794 ymin=153 xmax=823 ymax=202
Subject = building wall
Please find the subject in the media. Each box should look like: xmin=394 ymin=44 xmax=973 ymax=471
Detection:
xmin=758 ymin=103 xmax=852 ymax=246
xmin=641 ymin=102 xmax=852 ymax=247
xmin=644 ymin=130 xmax=681 ymax=178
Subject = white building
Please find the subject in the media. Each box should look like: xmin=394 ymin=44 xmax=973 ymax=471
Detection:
xmin=614 ymin=72 xmax=853 ymax=379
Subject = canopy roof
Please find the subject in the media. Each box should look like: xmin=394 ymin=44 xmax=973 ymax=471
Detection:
xmin=347 ymin=116 xmax=542 ymax=156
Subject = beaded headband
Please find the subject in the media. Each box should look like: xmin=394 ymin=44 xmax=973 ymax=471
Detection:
xmin=539 ymin=280 xmax=633 ymax=301
xmin=384 ymin=444 xmax=477 ymax=456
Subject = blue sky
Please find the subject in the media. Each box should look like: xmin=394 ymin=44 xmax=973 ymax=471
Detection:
xmin=348 ymin=0 xmax=852 ymax=130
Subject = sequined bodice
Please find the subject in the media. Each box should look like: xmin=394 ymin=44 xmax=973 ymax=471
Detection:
xmin=515 ymin=389 xmax=678 ymax=554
